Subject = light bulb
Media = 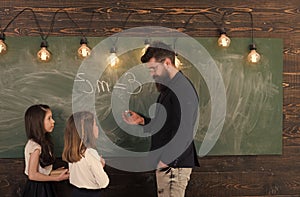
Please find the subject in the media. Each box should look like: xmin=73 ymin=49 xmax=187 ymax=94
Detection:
xmin=0 ymin=39 xmax=7 ymax=54
xmin=141 ymin=39 xmax=150 ymax=56
xmin=37 ymin=41 xmax=51 ymax=62
xmin=0 ymin=33 xmax=7 ymax=54
xmin=141 ymin=44 xmax=150 ymax=56
xmin=78 ymin=43 xmax=91 ymax=58
xmin=108 ymin=48 xmax=119 ymax=67
xmin=247 ymin=44 xmax=261 ymax=63
xmin=218 ymin=28 xmax=230 ymax=48
xmin=218 ymin=33 xmax=231 ymax=48
xmin=175 ymin=54 xmax=182 ymax=68
xmin=78 ymin=37 xmax=91 ymax=59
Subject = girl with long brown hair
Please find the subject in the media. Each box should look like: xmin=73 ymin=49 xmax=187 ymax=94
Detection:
xmin=62 ymin=111 xmax=109 ymax=197
xmin=22 ymin=104 xmax=69 ymax=197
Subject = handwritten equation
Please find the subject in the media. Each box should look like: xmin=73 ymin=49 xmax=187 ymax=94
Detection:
xmin=74 ymin=72 xmax=142 ymax=95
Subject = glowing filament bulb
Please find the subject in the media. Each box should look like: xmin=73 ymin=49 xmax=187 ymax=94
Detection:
xmin=78 ymin=43 xmax=91 ymax=58
xmin=141 ymin=38 xmax=151 ymax=56
xmin=37 ymin=41 xmax=51 ymax=62
xmin=37 ymin=47 xmax=51 ymax=62
xmin=141 ymin=44 xmax=150 ymax=56
xmin=109 ymin=53 xmax=119 ymax=67
xmin=247 ymin=44 xmax=261 ymax=64
xmin=0 ymin=39 xmax=7 ymax=54
xmin=175 ymin=54 xmax=182 ymax=68
xmin=218 ymin=33 xmax=231 ymax=48
xmin=0 ymin=33 xmax=7 ymax=54
xmin=78 ymin=37 xmax=91 ymax=59
xmin=248 ymin=49 xmax=260 ymax=63
xmin=108 ymin=48 xmax=119 ymax=67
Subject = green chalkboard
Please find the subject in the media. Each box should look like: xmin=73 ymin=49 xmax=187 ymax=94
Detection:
xmin=0 ymin=36 xmax=282 ymax=158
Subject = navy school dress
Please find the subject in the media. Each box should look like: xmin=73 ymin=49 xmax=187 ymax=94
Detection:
xmin=22 ymin=139 xmax=57 ymax=197
xmin=22 ymin=180 xmax=57 ymax=197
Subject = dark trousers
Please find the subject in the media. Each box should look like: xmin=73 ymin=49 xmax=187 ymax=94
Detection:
xmin=71 ymin=185 xmax=102 ymax=197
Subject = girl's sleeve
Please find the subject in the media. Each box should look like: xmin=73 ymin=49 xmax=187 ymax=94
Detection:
xmin=88 ymin=149 xmax=110 ymax=188
xmin=28 ymin=141 xmax=42 ymax=155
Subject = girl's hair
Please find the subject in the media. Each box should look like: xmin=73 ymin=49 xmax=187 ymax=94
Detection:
xmin=24 ymin=104 xmax=55 ymax=168
xmin=62 ymin=111 xmax=96 ymax=163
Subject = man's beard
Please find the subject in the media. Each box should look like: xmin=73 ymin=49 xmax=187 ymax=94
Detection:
xmin=153 ymin=72 xmax=171 ymax=92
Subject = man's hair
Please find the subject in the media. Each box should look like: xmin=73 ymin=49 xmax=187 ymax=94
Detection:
xmin=141 ymin=41 xmax=176 ymax=65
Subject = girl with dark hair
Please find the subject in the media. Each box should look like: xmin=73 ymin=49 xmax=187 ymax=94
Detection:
xmin=22 ymin=104 xmax=69 ymax=197
xmin=62 ymin=111 xmax=109 ymax=197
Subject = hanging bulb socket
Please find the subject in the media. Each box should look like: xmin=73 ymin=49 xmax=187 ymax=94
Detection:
xmin=0 ymin=32 xmax=8 ymax=54
xmin=247 ymin=44 xmax=261 ymax=64
xmin=144 ymin=38 xmax=151 ymax=46
xmin=110 ymin=47 xmax=116 ymax=54
xmin=40 ymin=40 xmax=48 ymax=48
xmin=78 ymin=37 xmax=91 ymax=59
xmin=218 ymin=28 xmax=231 ymax=48
xmin=37 ymin=40 xmax=51 ymax=62
xmin=80 ymin=37 xmax=88 ymax=45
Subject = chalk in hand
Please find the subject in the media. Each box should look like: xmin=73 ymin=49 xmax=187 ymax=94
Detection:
xmin=125 ymin=110 xmax=132 ymax=117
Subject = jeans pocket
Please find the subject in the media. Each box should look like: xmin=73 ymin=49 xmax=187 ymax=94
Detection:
xmin=159 ymin=166 xmax=172 ymax=174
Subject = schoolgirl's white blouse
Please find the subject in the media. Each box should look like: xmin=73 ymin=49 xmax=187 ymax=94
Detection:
xmin=24 ymin=139 xmax=52 ymax=176
xmin=68 ymin=148 xmax=109 ymax=189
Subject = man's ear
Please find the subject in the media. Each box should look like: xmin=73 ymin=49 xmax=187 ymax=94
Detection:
xmin=163 ymin=58 xmax=172 ymax=67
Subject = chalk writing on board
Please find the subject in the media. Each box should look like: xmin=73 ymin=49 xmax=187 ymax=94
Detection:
xmin=74 ymin=72 xmax=111 ymax=94
xmin=74 ymin=72 xmax=142 ymax=95
xmin=115 ymin=72 xmax=142 ymax=95
xmin=74 ymin=73 xmax=94 ymax=94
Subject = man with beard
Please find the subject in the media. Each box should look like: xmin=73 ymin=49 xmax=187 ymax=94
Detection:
xmin=122 ymin=41 xmax=200 ymax=197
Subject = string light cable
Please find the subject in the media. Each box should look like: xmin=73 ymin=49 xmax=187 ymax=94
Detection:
xmin=247 ymin=11 xmax=260 ymax=63
xmin=217 ymin=11 xmax=231 ymax=48
xmin=107 ymin=10 xmax=136 ymax=67
xmin=50 ymin=9 xmax=92 ymax=59
xmin=183 ymin=11 xmax=229 ymax=47
xmin=0 ymin=8 xmax=46 ymax=57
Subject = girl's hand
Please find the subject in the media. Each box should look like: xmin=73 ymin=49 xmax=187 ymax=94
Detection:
xmin=51 ymin=168 xmax=69 ymax=181
xmin=50 ymin=167 xmax=66 ymax=176
xmin=56 ymin=169 xmax=69 ymax=181
xmin=122 ymin=110 xmax=144 ymax=125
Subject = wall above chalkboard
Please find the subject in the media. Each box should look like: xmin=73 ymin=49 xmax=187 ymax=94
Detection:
xmin=0 ymin=8 xmax=263 ymax=64
xmin=0 ymin=36 xmax=282 ymax=158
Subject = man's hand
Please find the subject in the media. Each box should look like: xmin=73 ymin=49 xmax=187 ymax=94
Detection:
xmin=157 ymin=161 xmax=168 ymax=169
xmin=122 ymin=110 xmax=144 ymax=125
